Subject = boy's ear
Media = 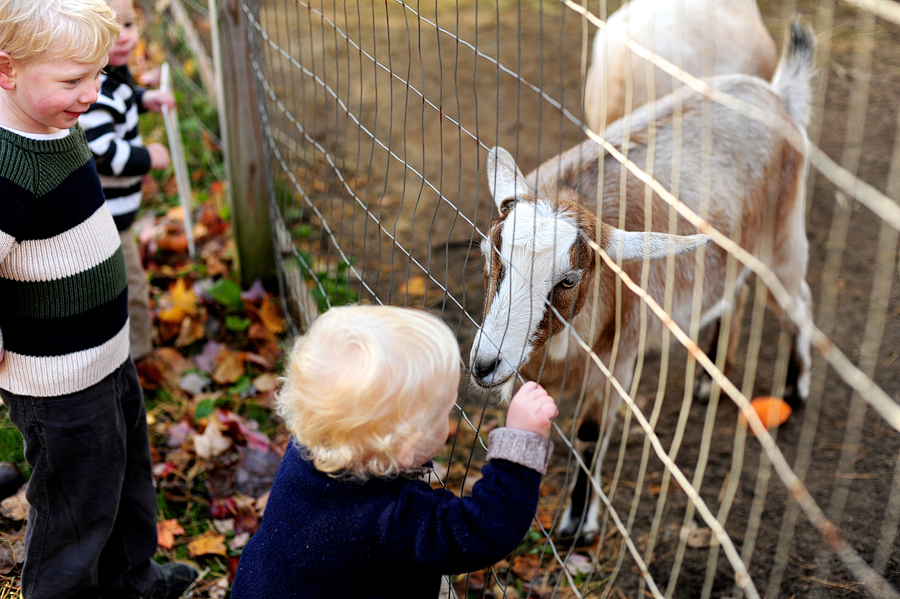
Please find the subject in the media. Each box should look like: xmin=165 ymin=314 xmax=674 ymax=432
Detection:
xmin=397 ymin=431 xmax=424 ymax=468
xmin=0 ymin=52 xmax=16 ymax=90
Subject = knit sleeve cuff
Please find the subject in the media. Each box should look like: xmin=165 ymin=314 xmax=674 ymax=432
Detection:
xmin=486 ymin=428 xmax=553 ymax=475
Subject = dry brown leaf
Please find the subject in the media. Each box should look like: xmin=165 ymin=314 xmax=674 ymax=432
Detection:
xmin=510 ymin=554 xmax=541 ymax=581
xmin=212 ymin=348 xmax=245 ymax=385
xmin=193 ymin=415 xmax=233 ymax=459
xmin=0 ymin=486 xmax=28 ymax=521
xmin=247 ymin=322 xmax=276 ymax=343
xmin=157 ymin=519 xmax=186 ymax=550
xmin=252 ymin=372 xmax=280 ymax=393
xmin=258 ymin=298 xmax=286 ymax=334
xmin=187 ymin=531 xmax=227 ymax=557
xmin=175 ymin=317 xmax=206 ymax=348
xmin=0 ymin=542 xmax=18 ymax=574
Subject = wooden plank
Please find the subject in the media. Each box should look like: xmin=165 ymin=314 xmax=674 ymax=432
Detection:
xmin=212 ymin=0 xmax=277 ymax=290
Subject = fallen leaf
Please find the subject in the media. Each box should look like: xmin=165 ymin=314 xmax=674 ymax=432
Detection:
xmin=169 ymin=278 xmax=198 ymax=316
xmin=212 ymin=519 xmax=235 ymax=535
xmin=187 ymin=531 xmax=227 ymax=557
xmin=194 ymin=341 xmax=221 ymax=374
xmin=511 ymin=554 xmax=541 ymax=581
xmin=235 ymin=446 xmax=280 ymax=498
xmin=258 ymin=297 xmax=285 ymax=334
xmin=255 ymin=491 xmax=269 ymax=517
xmin=564 ymin=554 xmax=593 ymax=576
xmin=234 ymin=509 xmax=259 ymax=535
xmin=166 ymin=420 xmax=197 ymax=447
xmin=193 ymin=415 xmax=233 ymax=459
xmin=157 ymin=519 xmax=185 ymax=550
xmin=247 ymin=322 xmax=276 ymax=343
xmin=207 ymin=576 xmax=229 ymax=599
xmin=175 ymin=317 xmax=206 ymax=348
xmin=459 ymin=570 xmax=487 ymax=591
xmin=229 ymin=531 xmax=250 ymax=551
xmin=179 ymin=372 xmax=212 ymax=396
xmin=252 ymin=372 xmax=280 ymax=393
xmin=212 ymin=348 xmax=245 ymax=385
xmin=0 ymin=537 xmax=22 ymax=575
xmin=240 ymin=280 xmax=266 ymax=302
xmin=0 ymin=485 xmax=28 ymax=521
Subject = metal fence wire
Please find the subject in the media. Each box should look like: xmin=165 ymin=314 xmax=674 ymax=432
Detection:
xmin=229 ymin=0 xmax=899 ymax=597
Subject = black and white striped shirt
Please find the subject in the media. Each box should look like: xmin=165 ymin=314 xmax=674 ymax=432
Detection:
xmin=80 ymin=65 xmax=150 ymax=231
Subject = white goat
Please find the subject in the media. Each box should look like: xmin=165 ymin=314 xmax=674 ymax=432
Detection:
xmin=470 ymin=22 xmax=814 ymax=542
xmin=584 ymin=0 xmax=777 ymax=132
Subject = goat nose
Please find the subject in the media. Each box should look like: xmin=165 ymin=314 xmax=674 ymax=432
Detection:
xmin=472 ymin=358 xmax=501 ymax=381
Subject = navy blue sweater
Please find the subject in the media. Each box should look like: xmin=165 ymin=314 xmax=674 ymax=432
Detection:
xmin=231 ymin=441 xmax=542 ymax=598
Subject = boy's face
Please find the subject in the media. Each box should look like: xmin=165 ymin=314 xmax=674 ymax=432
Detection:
xmin=0 ymin=55 xmax=106 ymax=134
xmin=107 ymin=0 xmax=139 ymax=68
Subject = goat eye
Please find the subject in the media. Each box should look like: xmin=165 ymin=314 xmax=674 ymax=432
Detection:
xmin=499 ymin=198 xmax=516 ymax=215
xmin=556 ymin=276 xmax=577 ymax=290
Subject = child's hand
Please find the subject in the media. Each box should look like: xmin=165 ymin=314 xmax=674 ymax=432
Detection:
xmin=142 ymin=90 xmax=176 ymax=114
xmin=137 ymin=67 xmax=161 ymax=88
xmin=505 ymin=381 xmax=558 ymax=439
xmin=147 ymin=143 xmax=170 ymax=170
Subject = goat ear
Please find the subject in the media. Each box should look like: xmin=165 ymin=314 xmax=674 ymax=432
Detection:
xmin=487 ymin=146 xmax=529 ymax=207
xmin=602 ymin=225 xmax=712 ymax=261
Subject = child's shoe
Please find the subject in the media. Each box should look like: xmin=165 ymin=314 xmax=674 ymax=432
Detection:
xmin=147 ymin=562 xmax=199 ymax=599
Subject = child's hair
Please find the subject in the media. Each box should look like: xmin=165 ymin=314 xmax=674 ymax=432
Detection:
xmin=277 ymin=305 xmax=462 ymax=479
xmin=0 ymin=0 xmax=119 ymax=64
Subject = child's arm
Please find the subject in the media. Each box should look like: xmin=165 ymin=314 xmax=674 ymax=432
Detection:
xmin=483 ymin=381 xmax=557 ymax=474
xmin=386 ymin=382 xmax=557 ymax=573
xmin=81 ymin=106 xmax=154 ymax=178
xmin=140 ymin=90 xmax=175 ymax=115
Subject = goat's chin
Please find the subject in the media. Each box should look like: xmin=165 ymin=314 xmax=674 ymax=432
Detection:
xmin=466 ymin=376 xmax=516 ymax=405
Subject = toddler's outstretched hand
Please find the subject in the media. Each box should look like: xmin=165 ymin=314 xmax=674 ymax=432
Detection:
xmin=505 ymin=381 xmax=558 ymax=439
xmin=142 ymin=90 xmax=176 ymax=114
xmin=147 ymin=143 xmax=171 ymax=170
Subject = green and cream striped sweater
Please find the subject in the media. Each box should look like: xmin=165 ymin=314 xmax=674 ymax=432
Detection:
xmin=0 ymin=126 xmax=130 ymax=397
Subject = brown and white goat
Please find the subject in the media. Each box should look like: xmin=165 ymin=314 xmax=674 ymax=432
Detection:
xmin=584 ymin=0 xmax=777 ymax=131
xmin=471 ymin=23 xmax=814 ymax=541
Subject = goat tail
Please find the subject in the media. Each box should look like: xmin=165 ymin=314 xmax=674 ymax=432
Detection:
xmin=771 ymin=18 xmax=816 ymax=130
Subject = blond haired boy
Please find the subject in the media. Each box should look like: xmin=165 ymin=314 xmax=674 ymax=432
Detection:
xmin=232 ymin=305 xmax=558 ymax=598
xmin=0 ymin=1 xmax=195 ymax=597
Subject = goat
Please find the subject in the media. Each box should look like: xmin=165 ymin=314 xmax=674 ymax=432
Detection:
xmin=470 ymin=22 xmax=815 ymax=542
xmin=584 ymin=0 xmax=777 ymax=132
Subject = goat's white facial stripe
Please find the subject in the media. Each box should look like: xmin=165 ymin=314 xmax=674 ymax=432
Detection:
xmin=472 ymin=200 xmax=579 ymax=384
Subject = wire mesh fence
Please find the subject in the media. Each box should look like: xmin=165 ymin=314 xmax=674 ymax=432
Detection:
xmin=237 ymin=0 xmax=900 ymax=597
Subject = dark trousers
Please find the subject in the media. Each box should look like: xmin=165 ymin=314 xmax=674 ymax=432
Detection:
xmin=1 ymin=360 xmax=158 ymax=599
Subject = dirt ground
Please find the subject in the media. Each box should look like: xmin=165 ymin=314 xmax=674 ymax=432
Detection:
xmin=259 ymin=0 xmax=900 ymax=596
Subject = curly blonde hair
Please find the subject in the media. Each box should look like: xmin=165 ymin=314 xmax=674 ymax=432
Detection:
xmin=0 ymin=0 xmax=119 ymax=64
xmin=277 ymin=305 xmax=462 ymax=479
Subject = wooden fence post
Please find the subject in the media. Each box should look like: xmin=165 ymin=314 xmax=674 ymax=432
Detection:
xmin=212 ymin=0 xmax=277 ymax=290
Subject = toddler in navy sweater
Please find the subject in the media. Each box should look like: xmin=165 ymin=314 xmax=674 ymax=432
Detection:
xmin=232 ymin=304 xmax=557 ymax=598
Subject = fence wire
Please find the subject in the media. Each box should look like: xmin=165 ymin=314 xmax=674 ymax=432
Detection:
xmin=229 ymin=0 xmax=900 ymax=597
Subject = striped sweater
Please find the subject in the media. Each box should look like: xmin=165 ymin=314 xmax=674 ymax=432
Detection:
xmin=0 ymin=126 xmax=130 ymax=397
xmin=80 ymin=65 xmax=149 ymax=232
